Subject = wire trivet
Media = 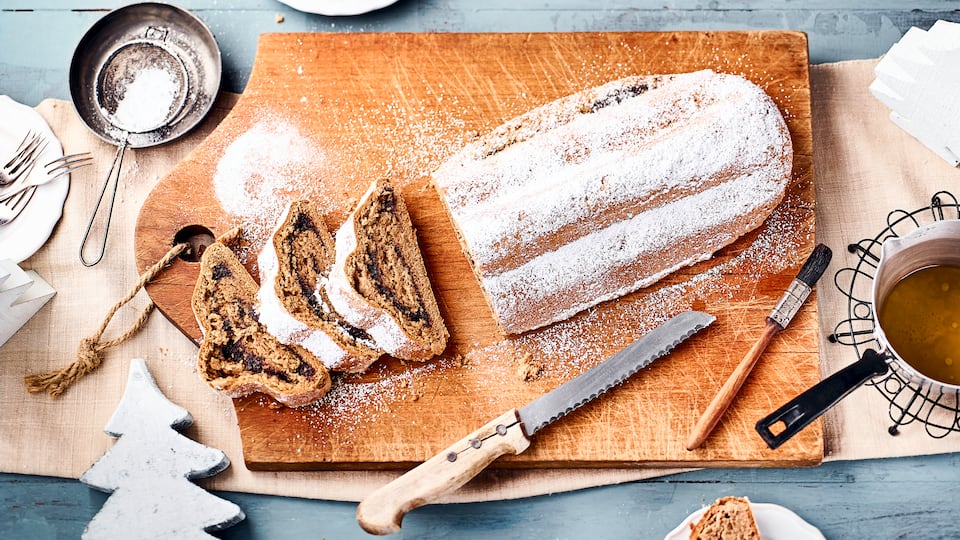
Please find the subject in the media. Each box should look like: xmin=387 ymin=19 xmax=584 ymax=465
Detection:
xmin=828 ymin=191 xmax=960 ymax=438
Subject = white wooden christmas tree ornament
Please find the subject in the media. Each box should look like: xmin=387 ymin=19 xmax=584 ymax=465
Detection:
xmin=870 ymin=20 xmax=960 ymax=166
xmin=0 ymin=258 xmax=56 ymax=347
xmin=80 ymin=358 xmax=245 ymax=539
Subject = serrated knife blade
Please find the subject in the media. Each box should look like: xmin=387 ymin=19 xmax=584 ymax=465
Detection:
xmin=518 ymin=309 xmax=715 ymax=437
xmin=357 ymin=310 xmax=715 ymax=535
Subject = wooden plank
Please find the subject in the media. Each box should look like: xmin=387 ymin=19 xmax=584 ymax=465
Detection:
xmin=7 ymin=453 xmax=960 ymax=538
xmin=4 ymin=5 xmax=959 ymax=107
xmin=11 ymin=1 xmax=960 ymax=8
xmin=134 ymin=31 xmax=820 ymax=470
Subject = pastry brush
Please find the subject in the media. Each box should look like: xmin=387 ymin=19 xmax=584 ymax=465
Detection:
xmin=686 ymin=243 xmax=832 ymax=451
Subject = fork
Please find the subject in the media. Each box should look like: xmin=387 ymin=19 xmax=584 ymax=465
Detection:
xmin=0 ymin=131 xmax=47 ymax=186
xmin=0 ymin=184 xmax=39 ymax=225
xmin=0 ymin=152 xmax=93 ymax=199
xmin=0 ymin=152 xmax=94 ymax=225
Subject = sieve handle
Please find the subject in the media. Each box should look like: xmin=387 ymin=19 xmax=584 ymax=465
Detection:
xmin=79 ymin=140 xmax=127 ymax=267
xmin=755 ymin=348 xmax=890 ymax=449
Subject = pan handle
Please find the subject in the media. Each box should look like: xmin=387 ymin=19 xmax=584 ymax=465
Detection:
xmin=755 ymin=348 xmax=890 ymax=449
xmin=79 ymin=140 xmax=127 ymax=267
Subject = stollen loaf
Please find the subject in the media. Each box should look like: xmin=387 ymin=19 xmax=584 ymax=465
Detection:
xmin=432 ymin=69 xmax=793 ymax=334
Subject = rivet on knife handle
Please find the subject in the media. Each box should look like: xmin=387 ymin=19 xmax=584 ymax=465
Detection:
xmin=356 ymin=409 xmax=531 ymax=535
xmin=685 ymin=244 xmax=832 ymax=451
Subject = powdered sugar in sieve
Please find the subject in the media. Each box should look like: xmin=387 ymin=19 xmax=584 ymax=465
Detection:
xmin=95 ymin=40 xmax=188 ymax=134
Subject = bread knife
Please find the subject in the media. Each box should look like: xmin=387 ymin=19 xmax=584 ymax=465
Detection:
xmin=356 ymin=310 xmax=715 ymax=535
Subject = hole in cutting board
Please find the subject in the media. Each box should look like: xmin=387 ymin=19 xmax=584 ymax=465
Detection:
xmin=173 ymin=225 xmax=215 ymax=262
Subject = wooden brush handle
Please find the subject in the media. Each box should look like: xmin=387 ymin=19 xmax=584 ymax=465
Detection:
xmin=686 ymin=320 xmax=780 ymax=450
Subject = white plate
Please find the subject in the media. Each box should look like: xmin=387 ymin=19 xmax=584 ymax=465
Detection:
xmin=665 ymin=502 xmax=825 ymax=540
xmin=274 ymin=0 xmax=399 ymax=16
xmin=0 ymin=95 xmax=69 ymax=263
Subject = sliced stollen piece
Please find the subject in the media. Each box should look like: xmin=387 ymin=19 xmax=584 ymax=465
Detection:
xmin=432 ymin=69 xmax=793 ymax=334
xmin=193 ymin=240 xmax=331 ymax=407
xmin=325 ymin=179 xmax=449 ymax=361
xmin=257 ymin=200 xmax=383 ymax=373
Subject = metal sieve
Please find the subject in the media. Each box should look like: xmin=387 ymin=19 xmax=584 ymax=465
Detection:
xmin=69 ymin=2 xmax=221 ymax=266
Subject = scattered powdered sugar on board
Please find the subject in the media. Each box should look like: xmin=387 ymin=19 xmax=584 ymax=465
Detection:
xmin=214 ymin=54 xmax=812 ymax=437
xmin=316 ymin=97 xmax=471 ymax=190
xmin=298 ymin=358 xmax=460 ymax=434
xmin=213 ymin=119 xmax=336 ymax=251
xmin=212 ymin=101 xmax=472 ymax=263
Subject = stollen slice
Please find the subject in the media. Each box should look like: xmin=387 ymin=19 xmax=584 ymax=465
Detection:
xmin=193 ymin=239 xmax=331 ymax=407
xmin=257 ymin=199 xmax=383 ymax=373
xmin=325 ymin=179 xmax=448 ymax=361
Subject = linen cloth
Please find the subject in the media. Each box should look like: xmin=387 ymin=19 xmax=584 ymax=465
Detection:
xmin=1 ymin=59 xmax=958 ymax=502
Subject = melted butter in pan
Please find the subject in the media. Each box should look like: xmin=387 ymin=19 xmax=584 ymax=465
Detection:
xmin=879 ymin=265 xmax=960 ymax=385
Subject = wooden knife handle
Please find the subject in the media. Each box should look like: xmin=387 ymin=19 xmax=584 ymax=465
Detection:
xmin=686 ymin=320 xmax=780 ymax=450
xmin=356 ymin=409 xmax=531 ymax=535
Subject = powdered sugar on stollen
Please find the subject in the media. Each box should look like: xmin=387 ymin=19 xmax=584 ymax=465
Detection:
xmin=432 ymin=70 xmax=793 ymax=334
xmin=255 ymin=204 xmax=355 ymax=370
xmin=441 ymin=73 xmax=790 ymax=273
xmin=324 ymin=184 xmax=431 ymax=360
xmin=486 ymin=172 xmax=785 ymax=332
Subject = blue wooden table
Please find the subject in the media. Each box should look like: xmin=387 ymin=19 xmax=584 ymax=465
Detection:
xmin=3 ymin=2 xmax=960 ymax=538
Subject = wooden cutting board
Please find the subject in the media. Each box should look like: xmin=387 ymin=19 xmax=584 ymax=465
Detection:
xmin=134 ymin=31 xmax=821 ymax=470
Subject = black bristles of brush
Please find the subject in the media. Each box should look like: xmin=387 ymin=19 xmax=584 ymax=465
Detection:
xmin=766 ymin=243 xmax=834 ymax=330
xmin=795 ymin=243 xmax=833 ymax=287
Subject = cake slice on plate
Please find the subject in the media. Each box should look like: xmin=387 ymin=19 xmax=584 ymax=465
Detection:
xmin=689 ymin=496 xmax=760 ymax=540
xmin=325 ymin=179 xmax=449 ymax=361
xmin=193 ymin=238 xmax=331 ymax=407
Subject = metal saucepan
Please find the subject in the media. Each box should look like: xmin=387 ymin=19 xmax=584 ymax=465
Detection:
xmin=70 ymin=2 xmax=220 ymax=266
xmin=756 ymin=219 xmax=960 ymax=449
